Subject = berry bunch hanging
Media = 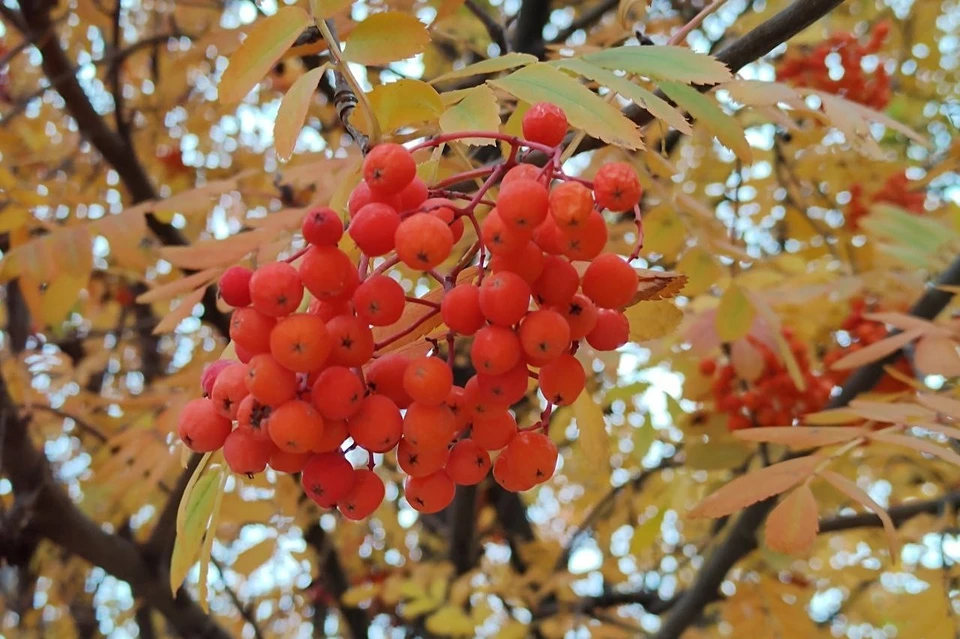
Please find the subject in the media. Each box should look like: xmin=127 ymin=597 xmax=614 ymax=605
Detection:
xmin=177 ymin=103 xmax=647 ymax=518
xmin=844 ymin=171 xmax=925 ymax=230
xmin=699 ymin=329 xmax=833 ymax=432
xmin=776 ymin=21 xmax=891 ymax=110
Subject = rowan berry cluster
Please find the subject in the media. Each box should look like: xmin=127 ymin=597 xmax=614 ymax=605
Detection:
xmin=822 ymin=297 xmax=913 ymax=393
xmin=699 ymin=329 xmax=833 ymax=432
xmin=177 ymin=102 xmax=646 ymax=519
xmin=776 ymin=21 xmax=891 ymax=110
xmin=845 ymin=171 xmax=925 ymax=230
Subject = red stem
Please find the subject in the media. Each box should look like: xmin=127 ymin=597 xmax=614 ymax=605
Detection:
xmin=373 ymin=307 xmax=441 ymax=352
xmin=371 ymin=256 xmax=400 ymax=277
xmin=628 ymin=203 xmax=644 ymax=262
xmin=405 ymin=296 xmax=441 ymax=310
xmin=432 ymin=166 xmax=497 ymax=189
xmin=283 ymin=246 xmax=310 ymax=263
xmin=409 ymin=132 xmax=556 ymax=156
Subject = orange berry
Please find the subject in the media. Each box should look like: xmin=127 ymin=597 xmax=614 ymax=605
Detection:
xmin=403 ymin=356 xmax=454 ymax=406
xmin=404 ymin=471 xmax=456 ymax=513
xmin=348 ymin=393 xmax=403 ymax=453
xmin=269 ymin=313 xmax=332 ymax=373
xmin=395 ymin=213 xmax=455 ymax=270
xmin=445 ymin=439 xmax=491 ymax=486
xmin=267 ymin=400 xmax=325 ymax=453
xmin=581 ymin=254 xmax=639 ymax=309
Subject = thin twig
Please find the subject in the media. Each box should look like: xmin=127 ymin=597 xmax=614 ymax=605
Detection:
xmin=464 ymin=0 xmax=509 ymax=53
xmin=316 ymin=19 xmax=379 ymax=152
xmin=212 ymin=558 xmax=266 ymax=639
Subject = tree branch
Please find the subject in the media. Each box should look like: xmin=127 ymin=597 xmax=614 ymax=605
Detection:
xmin=651 ymin=250 xmax=960 ymax=639
xmin=303 ymin=523 xmax=370 ymax=638
xmin=820 ymin=491 xmax=960 ymax=534
xmin=550 ymin=0 xmax=618 ymax=45
xmin=511 ymin=0 xmax=552 ymax=57
xmin=465 ymin=0 xmax=509 ymax=53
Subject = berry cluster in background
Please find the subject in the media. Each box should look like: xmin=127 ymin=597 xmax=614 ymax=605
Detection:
xmin=177 ymin=103 xmax=647 ymax=519
xmin=844 ymin=170 xmax=925 ymax=230
xmin=777 ymin=20 xmax=891 ymax=110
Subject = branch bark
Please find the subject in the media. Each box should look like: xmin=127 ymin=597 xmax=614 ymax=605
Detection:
xmin=511 ymin=0 xmax=552 ymax=57
xmin=303 ymin=523 xmax=370 ymax=638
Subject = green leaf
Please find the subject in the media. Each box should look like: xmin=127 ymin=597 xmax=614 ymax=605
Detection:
xmin=368 ymin=79 xmax=444 ymax=132
xmin=659 ymin=82 xmax=752 ymax=161
xmin=219 ymin=7 xmax=313 ymax=105
xmin=344 ymin=12 xmax=429 ymax=65
xmin=553 ymin=59 xmax=691 ymax=134
xmin=715 ymin=284 xmax=754 ymax=343
xmin=489 ymin=63 xmax=643 ymax=150
xmin=439 ymin=85 xmax=501 ymax=145
xmin=572 ymin=389 xmax=610 ymax=469
xmin=169 ymin=465 xmax=225 ymax=596
xmin=274 ymin=65 xmax=327 ymax=162
xmin=581 ymin=45 xmax=732 ymax=84
xmin=430 ymin=52 xmax=538 ymax=85
xmin=196 ymin=469 xmax=227 ymax=612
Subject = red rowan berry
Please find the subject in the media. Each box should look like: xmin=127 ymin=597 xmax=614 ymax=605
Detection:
xmin=549 ymin=181 xmax=594 ymax=230
xmin=349 ymin=203 xmax=401 ymax=257
xmin=506 ymin=431 xmax=558 ymax=485
xmin=539 ymin=353 xmax=585 ymax=405
xmin=219 ymin=265 xmax=253 ymax=307
xmin=211 ymin=362 xmax=249 ymax=419
xmin=395 ymin=213 xmax=455 ymax=270
xmin=463 ymin=376 xmax=510 ymax=418
xmin=471 ymin=325 xmax=522 ymax=376
xmin=497 ymin=179 xmax=549 ymax=230
xmin=481 ymin=209 xmax=532 ymax=256
xmin=302 ymin=451 xmax=355 ymax=508
xmin=249 ymin=262 xmax=304 ymax=317
xmin=489 ymin=240 xmax=545 ymax=285
xmin=403 ymin=402 xmax=457 ymax=451
xmin=585 ymin=309 xmax=629 ymax=351
xmin=348 ymin=181 xmax=402 ymax=218
xmin=470 ymin=410 xmax=517 ymax=450
xmin=593 ymin=162 xmax=642 ymax=211
xmin=230 ymin=307 xmax=276 ymax=355
xmin=474 ymin=362 xmax=529 ymax=407
xmin=493 ymin=448 xmax=528 ymax=492
xmin=403 ymin=356 xmax=453 ymax=406
xmin=267 ymin=400 xmax=325 ymax=453
xmin=178 ymin=398 xmax=232 ymax=452
xmin=533 ymin=255 xmax=579 ymax=307
xmin=353 ymin=275 xmax=405 ymax=327
xmin=311 ymin=366 xmax=366 ymax=420
xmin=560 ymin=210 xmax=607 ymax=261
xmin=236 ymin=395 xmax=271 ymax=442
xmin=441 ymin=284 xmax=485 ymax=335
xmin=223 ymin=430 xmax=271 ymax=475
xmin=363 ymin=143 xmax=416 ymax=196
xmin=302 ymin=206 xmax=344 ymax=247
xmin=299 ymin=246 xmax=359 ymax=302
xmin=501 ymin=163 xmax=542 ymax=186
xmin=397 ymin=437 xmax=449 ymax=478
xmin=234 ymin=344 xmax=253 ymax=363
xmin=557 ymin=293 xmax=598 ymax=341
xmin=314 ymin=418 xmax=349 ymax=453
xmin=348 ymin=393 xmax=403 ymax=453
xmin=445 ymin=439 xmax=491 ymax=486
xmin=365 ymin=354 xmax=413 ymax=409
xmin=519 ymin=309 xmax=571 ymax=364
xmin=201 ymin=360 xmax=232 ymax=397
xmin=245 ymin=354 xmax=298 ymax=406
xmin=404 ymin=471 xmax=456 ymax=514
xmin=479 ymin=271 xmax=531 ymax=327
xmin=424 ymin=200 xmax=465 ymax=243
xmin=398 ymin=177 xmax=428 ymax=213
xmin=581 ymin=253 xmax=639 ymax=309
xmin=699 ymin=358 xmax=717 ymax=377
xmin=522 ymin=102 xmax=568 ymax=147
xmin=326 ymin=315 xmax=375 ymax=367
xmin=444 ymin=385 xmax=471 ymax=429
xmin=269 ymin=448 xmax=310 ymax=474
xmin=270 ymin=313 xmax=332 ymax=373
xmin=308 ymin=298 xmax=353 ymax=322
xmin=533 ymin=216 xmax=565 ymax=255
xmin=337 ymin=469 xmax=385 ymax=520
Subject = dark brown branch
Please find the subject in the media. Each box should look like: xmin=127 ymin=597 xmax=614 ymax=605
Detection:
xmin=550 ymin=0 xmax=619 ymax=45
xmin=651 ymin=250 xmax=960 ymax=639
xmin=213 ymin=557 xmax=266 ymax=639
xmin=449 ymin=484 xmax=479 ymax=574
xmin=465 ymin=0 xmax=509 ymax=53
xmin=819 ymin=491 xmax=960 ymax=533
xmin=108 ymin=0 xmax=131 ymax=144
xmin=304 ymin=523 xmax=370 ymax=638
xmin=511 ymin=0 xmax=552 ymax=57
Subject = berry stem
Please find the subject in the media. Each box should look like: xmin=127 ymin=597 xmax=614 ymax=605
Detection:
xmin=428 ymin=189 xmax=496 ymax=208
xmin=463 ymin=214 xmax=486 ymax=283
xmin=373 ymin=307 xmax=441 ymax=351
xmin=425 ymin=269 xmax=445 ymax=286
xmin=358 ymin=254 xmax=370 ymax=279
xmin=409 ymin=132 xmax=557 ymax=156
xmin=446 ymin=331 xmax=455 ymax=367
xmin=405 ymin=296 xmax=441 ymax=310
xmin=371 ymin=256 xmax=400 ymax=277
xmin=283 ymin=246 xmax=310 ymax=264
xmin=367 ymin=450 xmax=375 ymax=470
xmin=448 ymin=241 xmax=481 ymax=284
xmin=628 ymin=203 xmax=645 ymax=262
xmin=456 ymin=164 xmax=506 ymax=215
xmin=431 ymin=166 xmax=497 ymax=189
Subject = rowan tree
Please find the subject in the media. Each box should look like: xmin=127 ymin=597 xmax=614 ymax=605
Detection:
xmin=1 ymin=1 xmax=959 ymax=638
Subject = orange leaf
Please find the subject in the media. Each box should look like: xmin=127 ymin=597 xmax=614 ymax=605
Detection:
xmin=159 ymin=229 xmax=273 ymax=270
xmin=764 ymin=483 xmax=819 ymax=555
xmin=861 ymin=312 xmax=941 ymax=335
xmin=820 ymin=470 xmax=900 ymax=559
xmin=914 ymin=422 xmax=960 ymax=441
xmin=137 ymin=268 xmax=223 ymax=304
xmin=729 ymin=337 xmax=764 ymax=382
xmin=827 ymin=328 xmax=924 ymax=371
xmin=916 ymin=393 xmax=960 ymax=421
xmin=869 ymin=431 xmax=960 ymax=466
xmin=913 ymin=334 xmax=960 ymax=377
xmin=688 ymin=455 xmax=822 ymax=519
xmin=274 ymin=65 xmax=327 ymax=162
xmin=847 ymin=399 xmax=935 ymax=424
xmin=733 ymin=426 xmax=866 ymax=449
xmin=630 ymin=269 xmax=688 ymax=303
xmin=153 ymin=286 xmax=208 ymax=334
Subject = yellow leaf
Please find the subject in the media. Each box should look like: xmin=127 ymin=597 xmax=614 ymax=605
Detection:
xmin=368 ymin=79 xmax=444 ymax=132
xmin=618 ymin=0 xmax=647 ymax=26
xmin=624 ymin=300 xmax=683 ymax=342
xmin=425 ymin=605 xmax=476 ymax=637
xmin=137 ymin=268 xmax=223 ymax=304
xmin=344 ymin=12 xmax=429 ymax=65
xmin=642 ymin=206 xmax=685 ymax=257
xmin=764 ymin=483 xmax=819 ymax=555
xmin=439 ymin=85 xmax=501 ymax=145
xmin=158 ymin=228 xmax=273 ymax=270
xmin=275 ymin=65 xmax=327 ymax=162
xmin=820 ymin=470 xmax=900 ymax=560
xmin=342 ymin=582 xmax=381 ymax=607
xmin=572 ymin=389 xmax=609 ymax=469
xmin=734 ymin=426 xmax=866 ymax=449
xmin=629 ymin=507 xmax=665 ymax=556
xmin=310 ymin=0 xmax=351 ymax=19
xmin=196 ymin=470 xmax=227 ymax=612
xmin=914 ymin=334 xmax=960 ymax=377
xmin=431 ymin=52 xmax=537 ymax=85
xmin=170 ymin=465 xmax=225 ymax=595
xmin=676 ymin=247 xmax=723 ymax=296
xmin=218 ymin=7 xmax=313 ymax=105
xmin=688 ymin=455 xmax=822 ymax=519
xmin=715 ymin=284 xmax=754 ymax=343
xmin=0 ymin=208 xmax=29 ymax=233
xmin=490 ymin=63 xmax=643 ymax=150
xmin=40 ymin=271 xmax=88 ymax=328
xmin=152 ymin=285 xmax=208 ymax=335
xmin=494 ymin=621 xmax=531 ymax=639
xmin=233 ymin=538 xmax=277 ymax=574
xmin=685 ymin=441 xmax=752 ymax=470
